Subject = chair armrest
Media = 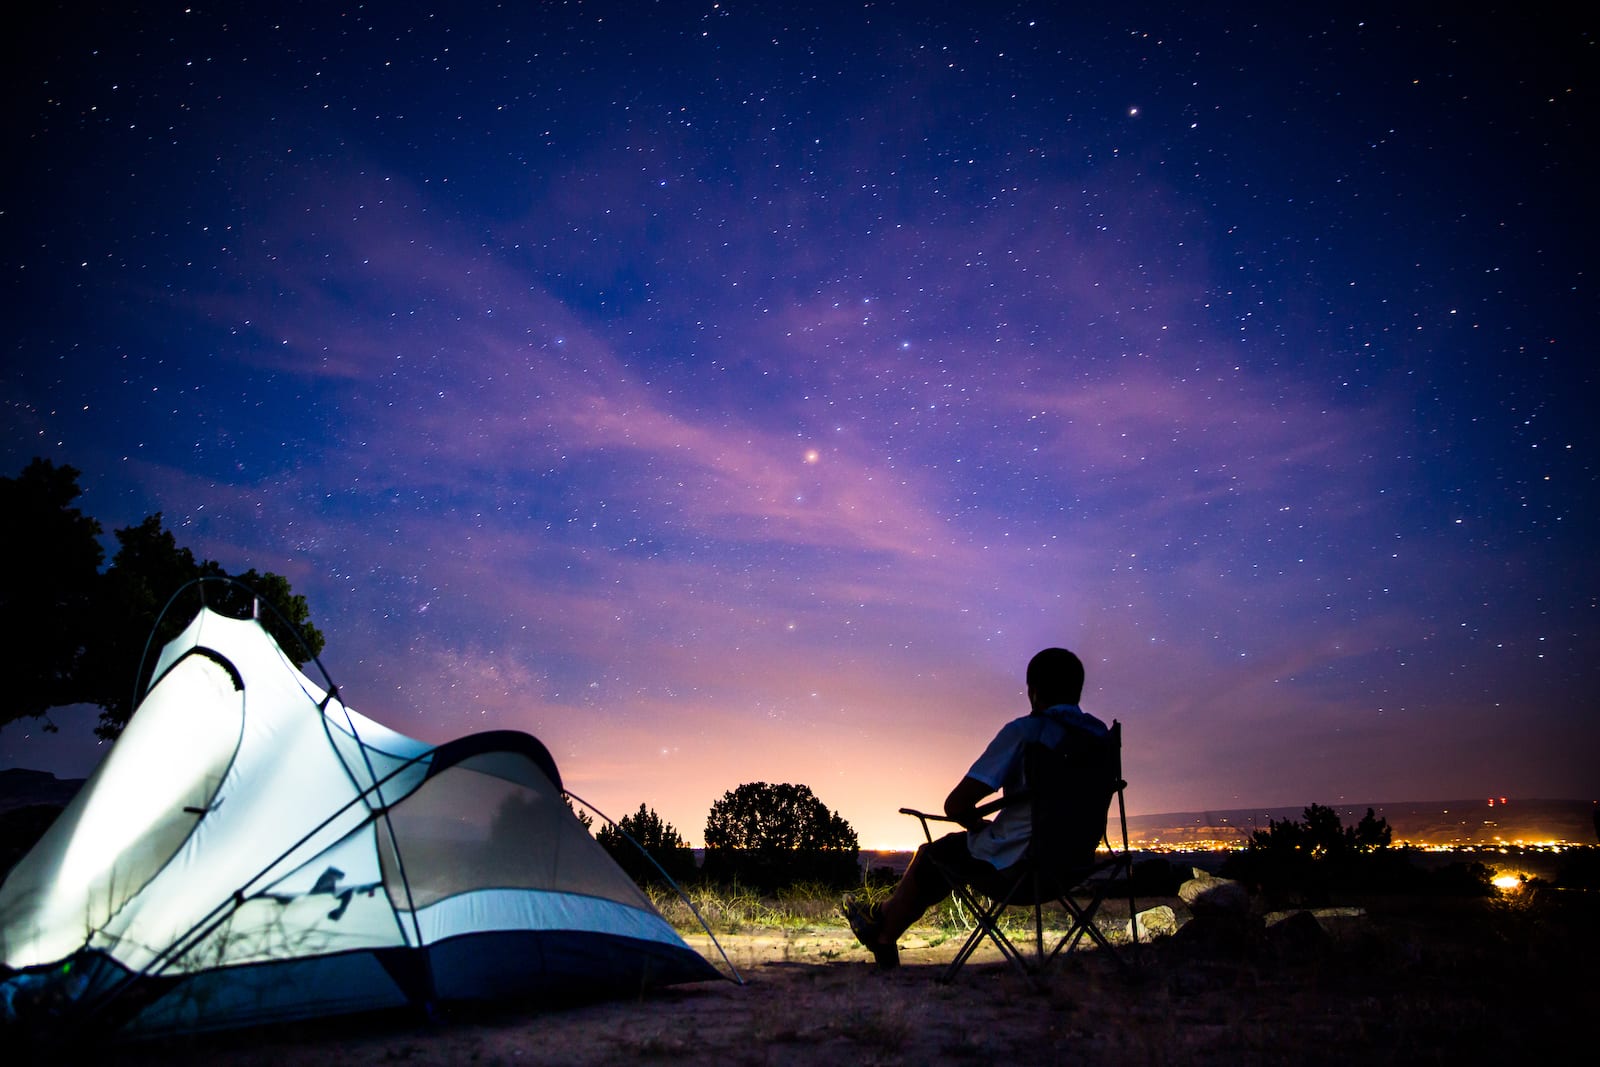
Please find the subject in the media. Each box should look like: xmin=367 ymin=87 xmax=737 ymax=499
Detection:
xmin=897 ymin=807 xmax=957 ymax=820
xmin=900 ymin=795 xmax=1022 ymax=842
xmin=898 ymin=806 xmax=958 ymax=843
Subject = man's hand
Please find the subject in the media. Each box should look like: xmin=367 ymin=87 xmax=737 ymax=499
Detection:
xmin=943 ymin=776 xmax=993 ymax=832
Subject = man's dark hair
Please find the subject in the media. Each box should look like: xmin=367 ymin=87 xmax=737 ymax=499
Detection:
xmin=1026 ymin=647 xmax=1085 ymax=706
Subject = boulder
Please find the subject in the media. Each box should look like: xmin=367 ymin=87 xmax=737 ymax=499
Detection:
xmin=1264 ymin=909 xmax=1332 ymax=957
xmin=1127 ymin=904 xmax=1179 ymax=940
xmin=1167 ymin=909 xmax=1262 ymax=957
xmin=1179 ymin=869 xmax=1250 ymax=916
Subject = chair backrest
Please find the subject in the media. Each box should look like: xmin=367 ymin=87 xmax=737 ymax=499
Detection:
xmin=1021 ymin=720 xmax=1122 ymax=872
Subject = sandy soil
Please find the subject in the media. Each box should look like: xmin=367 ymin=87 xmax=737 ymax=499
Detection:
xmin=62 ymin=894 xmax=1593 ymax=1065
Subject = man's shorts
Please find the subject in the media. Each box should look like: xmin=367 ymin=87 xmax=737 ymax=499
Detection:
xmin=909 ymin=831 xmax=1006 ymax=908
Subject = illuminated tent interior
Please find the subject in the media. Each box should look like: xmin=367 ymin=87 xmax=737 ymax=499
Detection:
xmin=0 ymin=606 xmax=720 ymax=1036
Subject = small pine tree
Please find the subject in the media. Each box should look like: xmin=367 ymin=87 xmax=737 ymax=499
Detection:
xmin=565 ymin=797 xmax=594 ymax=833
xmin=597 ymin=803 xmax=695 ymax=886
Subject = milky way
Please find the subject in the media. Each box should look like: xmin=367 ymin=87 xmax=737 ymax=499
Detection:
xmin=3 ymin=5 xmax=1594 ymax=846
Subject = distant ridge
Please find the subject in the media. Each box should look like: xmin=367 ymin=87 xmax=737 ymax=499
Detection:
xmin=2 ymin=770 xmax=1595 ymax=848
xmin=1126 ymin=798 xmax=1598 ymax=848
xmin=0 ymin=768 xmax=85 ymax=813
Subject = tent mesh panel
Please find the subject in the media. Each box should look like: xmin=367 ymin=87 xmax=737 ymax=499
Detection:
xmin=378 ymin=755 xmax=651 ymax=911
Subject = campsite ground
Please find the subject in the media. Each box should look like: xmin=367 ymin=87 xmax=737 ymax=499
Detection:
xmin=84 ymin=888 xmax=1591 ymax=1066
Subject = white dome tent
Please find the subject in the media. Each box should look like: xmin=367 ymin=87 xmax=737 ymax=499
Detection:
xmin=0 ymin=581 xmax=726 ymax=1038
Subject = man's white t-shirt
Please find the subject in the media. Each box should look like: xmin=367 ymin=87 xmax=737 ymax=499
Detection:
xmin=964 ymin=703 xmax=1109 ymax=869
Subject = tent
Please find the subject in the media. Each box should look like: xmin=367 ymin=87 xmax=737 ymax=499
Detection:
xmin=0 ymin=604 xmax=723 ymax=1037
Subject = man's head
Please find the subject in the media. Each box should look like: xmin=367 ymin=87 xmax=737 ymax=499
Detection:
xmin=1026 ymin=647 xmax=1085 ymax=709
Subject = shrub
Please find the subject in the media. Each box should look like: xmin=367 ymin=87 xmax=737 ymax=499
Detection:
xmin=1555 ymin=846 xmax=1600 ymax=891
xmin=1221 ymin=804 xmax=1397 ymax=905
xmin=596 ymin=803 xmax=697 ymax=887
xmin=701 ymin=782 xmax=860 ymax=892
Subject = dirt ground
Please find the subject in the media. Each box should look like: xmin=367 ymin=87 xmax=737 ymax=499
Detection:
xmin=53 ymin=893 xmax=1594 ymax=1065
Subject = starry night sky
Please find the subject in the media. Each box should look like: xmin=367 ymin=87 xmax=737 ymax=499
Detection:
xmin=3 ymin=4 xmax=1595 ymax=847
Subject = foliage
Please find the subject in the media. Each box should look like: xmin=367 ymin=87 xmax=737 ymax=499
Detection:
xmin=0 ymin=459 xmax=105 ymax=727
xmin=1220 ymin=803 xmax=1493 ymax=904
xmin=642 ymin=880 xmax=861 ymax=935
xmin=564 ymin=797 xmax=594 ymax=832
xmin=1222 ymin=804 xmax=1382 ymax=899
xmin=1244 ymin=803 xmax=1392 ymax=861
xmin=701 ymin=782 xmax=860 ymax=892
xmin=596 ymin=802 xmax=697 ymax=886
xmin=704 ymin=781 xmax=858 ymax=852
xmin=1 ymin=459 xmax=324 ymax=738
xmin=1554 ymin=847 xmax=1600 ymax=891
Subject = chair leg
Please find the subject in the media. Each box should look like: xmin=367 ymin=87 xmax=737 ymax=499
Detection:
xmin=1055 ymin=891 xmax=1117 ymax=956
xmin=1044 ymin=867 xmax=1134 ymax=970
xmin=930 ymin=862 xmax=1138 ymax=985
xmin=935 ymin=874 xmax=1036 ymax=984
xmin=1032 ymin=870 xmax=1046 ymax=960
xmin=942 ymin=889 xmax=1024 ymax=980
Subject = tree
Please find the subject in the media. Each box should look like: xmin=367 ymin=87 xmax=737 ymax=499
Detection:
xmin=704 ymin=782 xmax=859 ymax=853
xmin=565 ymin=797 xmax=594 ymax=833
xmin=1221 ymin=802 xmax=1397 ymax=905
xmin=1351 ymin=807 xmax=1393 ymax=851
xmin=597 ymin=803 xmax=696 ymax=886
xmin=702 ymin=782 xmax=860 ymax=891
xmin=77 ymin=513 xmax=223 ymax=735
xmin=83 ymin=517 xmax=326 ymax=738
xmin=1 ymin=459 xmax=324 ymax=738
xmin=0 ymin=459 xmax=104 ymax=727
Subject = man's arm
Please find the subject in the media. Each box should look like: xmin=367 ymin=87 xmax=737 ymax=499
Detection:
xmin=943 ymin=776 xmax=994 ymax=831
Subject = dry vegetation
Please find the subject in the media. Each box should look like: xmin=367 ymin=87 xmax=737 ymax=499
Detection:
xmin=65 ymin=884 xmax=1591 ymax=1067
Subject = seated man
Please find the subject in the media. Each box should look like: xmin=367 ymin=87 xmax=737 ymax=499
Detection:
xmin=842 ymin=647 xmax=1108 ymax=968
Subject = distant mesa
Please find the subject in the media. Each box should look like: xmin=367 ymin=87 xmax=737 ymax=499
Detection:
xmin=0 ymin=770 xmax=1594 ymax=851
xmin=0 ymin=768 xmax=88 ymax=814
xmin=1125 ymin=798 xmax=1598 ymax=849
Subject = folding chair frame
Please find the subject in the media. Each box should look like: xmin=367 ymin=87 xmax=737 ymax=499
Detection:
xmin=899 ymin=720 xmax=1137 ymax=984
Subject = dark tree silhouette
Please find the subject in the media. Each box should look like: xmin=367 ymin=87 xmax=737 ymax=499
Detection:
xmin=1 ymin=459 xmax=324 ymax=738
xmin=704 ymin=782 xmax=858 ymax=853
xmin=0 ymin=459 xmax=104 ymax=726
xmin=1352 ymin=806 xmax=1393 ymax=850
xmin=1219 ymin=803 xmax=1431 ymax=905
xmin=597 ymin=802 xmax=695 ymax=886
xmin=701 ymin=782 xmax=860 ymax=891
xmin=565 ymin=797 xmax=594 ymax=832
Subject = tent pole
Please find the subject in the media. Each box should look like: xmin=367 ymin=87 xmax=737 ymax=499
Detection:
xmin=567 ymin=792 xmax=744 ymax=986
xmin=84 ymin=752 xmax=434 ymax=1028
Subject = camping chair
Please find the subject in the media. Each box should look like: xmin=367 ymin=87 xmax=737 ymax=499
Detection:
xmin=900 ymin=720 xmax=1136 ymax=984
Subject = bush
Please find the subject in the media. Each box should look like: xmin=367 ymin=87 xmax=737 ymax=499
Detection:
xmin=1220 ymin=804 xmax=1396 ymax=905
xmin=699 ymin=848 xmax=860 ymax=894
xmin=704 ymin=782 xmax=858 ymax=852
xmin=596 ymin=803 xmax=697 ymax=888
xmin=1219 ymin=804 xmax=1499 ymax=904
xmin=1555 ymin=847 xmax=1600 ymax=891
xmin=701 ymin=782 xmax=860 ymax=893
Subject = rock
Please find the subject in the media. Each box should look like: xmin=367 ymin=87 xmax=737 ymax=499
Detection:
xmin=1179 ymin=869 xmax=1250 ymax=916
xmin=1264 ymin=909 xmax=1331 ymax=957
xmin=1167 ymin=910 xmax=1263 ymax=958
xmin=1127 ymin=904 xmax=1178 ymax=940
